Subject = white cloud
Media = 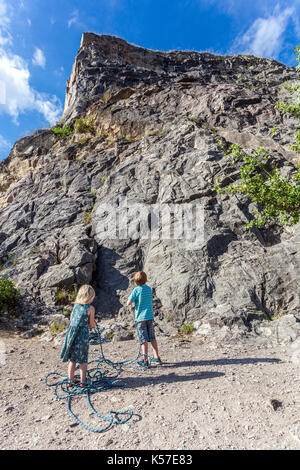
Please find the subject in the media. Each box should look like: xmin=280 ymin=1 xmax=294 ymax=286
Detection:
xmin=0 ymin=50 xmax=61 ymax=125
xmin=0 ymin=0 xmax=12 ymax=46
xmin=32 ymin=47 xmax=46 ymax=68
xmin=239 ymin=7 xmax=293 ymax=57
xmin=54 ymin=65 xmax=64 ymax=77
xmin=0 ymin=0 xmax=62 ymax=125
xmin=68 ymin=9 xmax=79 ymax=28
xmin=0 ymin=134 xmax=11 ymax=152
xmin=230 ymin=3 xmax=297 ymax=59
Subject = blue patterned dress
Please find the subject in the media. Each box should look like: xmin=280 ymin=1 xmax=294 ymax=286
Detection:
xmin=60 ymin=303 xmax=91 ymax=363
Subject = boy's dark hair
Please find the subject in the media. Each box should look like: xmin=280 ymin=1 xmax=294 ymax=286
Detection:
xmin=134 ymin=271 xmax=147 ymax=286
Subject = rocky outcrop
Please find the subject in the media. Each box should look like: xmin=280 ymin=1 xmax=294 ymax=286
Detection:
xmin=0 ymin=33 xmax=299 ymax=340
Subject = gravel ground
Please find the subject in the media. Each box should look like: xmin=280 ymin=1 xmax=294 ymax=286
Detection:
xmin=1 ymin=328 xmax=300 ymax=451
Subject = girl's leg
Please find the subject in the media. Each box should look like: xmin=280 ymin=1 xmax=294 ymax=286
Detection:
xmin=68 ymin=361 xmax=76 ymax=381
xmin=79 ymin=363 xmax=88 ymax=383
xmin=141 ymin=342 xmax=148 ymax=360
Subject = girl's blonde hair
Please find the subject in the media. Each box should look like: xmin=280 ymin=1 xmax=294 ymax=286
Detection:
xmin=75 ymin=285 xmax=95 ymax=304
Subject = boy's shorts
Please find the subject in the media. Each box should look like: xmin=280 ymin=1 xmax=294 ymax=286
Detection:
xmin=136 ymin=320 xmax=156 ymax=344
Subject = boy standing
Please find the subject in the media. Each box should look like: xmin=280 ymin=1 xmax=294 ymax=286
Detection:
xmin=127 ymin=271 xmax=162 ymax=367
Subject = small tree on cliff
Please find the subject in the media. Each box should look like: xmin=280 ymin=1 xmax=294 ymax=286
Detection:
xmin=214 ymin=46 xmax=300 ymax=229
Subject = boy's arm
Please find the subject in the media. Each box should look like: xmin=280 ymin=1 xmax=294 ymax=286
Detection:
xmin=127 ymin=288 xmax=136 ymax=308
xmin=88 ymin=306 xmax=96 ymax=327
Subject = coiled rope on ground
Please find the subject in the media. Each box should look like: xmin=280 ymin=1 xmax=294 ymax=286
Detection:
xmin=45 ymin=323 xmax=152 ymax=433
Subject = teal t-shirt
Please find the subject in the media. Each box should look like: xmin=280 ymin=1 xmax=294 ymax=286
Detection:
xmin=128 ymin=284 xmax=154 ymax=322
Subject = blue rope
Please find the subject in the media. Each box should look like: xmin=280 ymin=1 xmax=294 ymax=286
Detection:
xmin=45 ymin=323 xmax=151 ymax=433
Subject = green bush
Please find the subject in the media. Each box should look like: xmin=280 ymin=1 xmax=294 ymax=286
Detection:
xmin=269 ymin=127 xmax=278 ymax=138
xmin=55 ymin=284 xmax=79 ymax=306
xmin=101 ymin=92 xmax=111 ymax=103
xmin=178 ymin=323 xmax=195 ymax=336
xmin=274 ymin=45 xmax=300 ymax=153
xmin=74 ymin=118 xmax=95 ymax=134
xmin=214 ymin=143 xmax=300 ymax=228
xmin=50 ymin=322 xmax=66 ymax=334
xmin=52 ymin=125 xmax=74 ymax=139
xmin=0 ymin=277 xmax=20 ymax=315
xmin=83 ymin=210 xmax=92 ymax=226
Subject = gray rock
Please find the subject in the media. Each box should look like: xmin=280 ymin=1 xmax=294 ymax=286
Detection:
xmin=0 ymin=33 xmax=298 ymax=344
xmin=112 ymin=325 xmax=135 ymax=342
xmin=74 ymin=263 xmax=94 ymax=284
xmin=40 ymin=265 xmax=75 ymax=289
xmin=254 ymin=314 xmax=300 ymax=345
xmin=64 ymin=247 xmax=95 ymax=267
xmin=21 ymin=329 xmax=38 ymax=339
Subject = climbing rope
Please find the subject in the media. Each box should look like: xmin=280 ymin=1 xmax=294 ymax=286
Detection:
xmin=45 ymin=323 xmax=153 ymax=433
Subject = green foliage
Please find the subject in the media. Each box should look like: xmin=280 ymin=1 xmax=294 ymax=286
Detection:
xmin=0 ymin=252 xmax=21 ymax=272
xmin=295 ymin=45 xmax=300 ymax=69
xmin=155 ymin=130 xmax=168 ymax=137
xmin=74 ymin=118 xmax=95 ymax=134
xmin=52 ymin=125 xmax=74 ymax=139
xmin=101 ymin=92 xmax=111 ymax=103
xmin=55 ymin=284 xmax=79 ymax=306
xmin=290 ymin=130 xmax=300 ymax=153
xmin=269 ymin=127 xmax=278 ymax=138
xmin=122 ymin=133 xmax=145 ymax=142
xmin=190 ymin=117 xmax=201 ymax=125
xmin=0 ymin=277 xmax=20 ymax=315
xmin=50 ymin=322 xmax=66 ymax=334
xmin=282 ymin=81 xmax=300 ymax=93
xmin=62 ymin=307 xmax=71 ymax=318
xmin=78 ymin=137 xmax=90 ymax=146
xmin=215 ymin=46 xmax=300 ymax=229
xmin=107 ymin=330 xmax=115 ymax=341
xmin=274 ymin=100 xmax=300 ymax=118
xmin=274 ymin=45 xmax=300 ymax=153
xmin=215 ymin=144 xmax=300 ymax=228
xmin=242 ymin=83 xmax=255 ymax=90
xmin=83 ymin=210 xmax=92 ymax=226
xmin=270 ymin=309 xmax=285 ymax=321
xmin=178 ymin=323 xmax=195 ymax=336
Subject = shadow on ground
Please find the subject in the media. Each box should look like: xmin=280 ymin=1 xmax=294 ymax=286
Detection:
xmin=123 ymin=370 xmax=225 ymax=389
xmin=157 ymin=357 xmax=281 ymax=368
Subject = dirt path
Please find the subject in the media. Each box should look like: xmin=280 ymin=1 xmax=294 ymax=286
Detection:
xmin=1 ymin=330 xmax=300 ymax=450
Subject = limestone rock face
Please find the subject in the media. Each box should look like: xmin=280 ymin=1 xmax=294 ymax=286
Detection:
xmin=0 ymin=33 xmax=299 ymax=338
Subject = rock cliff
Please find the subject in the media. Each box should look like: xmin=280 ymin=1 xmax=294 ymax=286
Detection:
xmin=0 ymin=33 xmax=299 ymax=343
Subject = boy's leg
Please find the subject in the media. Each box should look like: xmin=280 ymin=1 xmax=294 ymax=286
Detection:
xmin=68 ymin=361 xmax=76 ymax=381
xmin=147 ymin=320 xmax=161 ymax=361
xmin=150 ymin=340 xmax=160 ymax=359
xmin=136 ymin=321 xmax=148 ymax=362
xmin=79 ymin=363 xmax=87 ymax=383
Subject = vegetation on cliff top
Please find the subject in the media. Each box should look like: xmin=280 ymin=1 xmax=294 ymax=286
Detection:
xmin=215 ymin=46 xmax=300 ymax=229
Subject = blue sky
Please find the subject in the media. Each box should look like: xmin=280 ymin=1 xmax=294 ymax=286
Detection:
xmin=0 ymin=0 xmax=299 ymax=161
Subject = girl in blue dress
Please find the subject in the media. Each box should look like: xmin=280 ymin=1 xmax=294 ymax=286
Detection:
xmin=60 ymin=285 xmax=96 ymax=386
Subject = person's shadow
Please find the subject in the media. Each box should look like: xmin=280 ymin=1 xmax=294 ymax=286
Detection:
xmin=158 ymin=357 xmax=281 ymax=368
xmin=116 ymin=356 xmax=281 ymax=389
xmin=123 ymin=370 xmax=225 ymax=389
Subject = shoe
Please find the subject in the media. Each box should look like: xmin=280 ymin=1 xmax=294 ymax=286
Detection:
xmin=67 ymin=378 xmax=80 ymax=389
xmin=137 ymin=359 xmax=149 ymax=368
xmin=151 ymin=357 xmax=162 ymax=364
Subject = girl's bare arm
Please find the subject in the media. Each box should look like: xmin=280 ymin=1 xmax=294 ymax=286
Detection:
xmin=88 ymin=306 xmax=96 ymax=327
